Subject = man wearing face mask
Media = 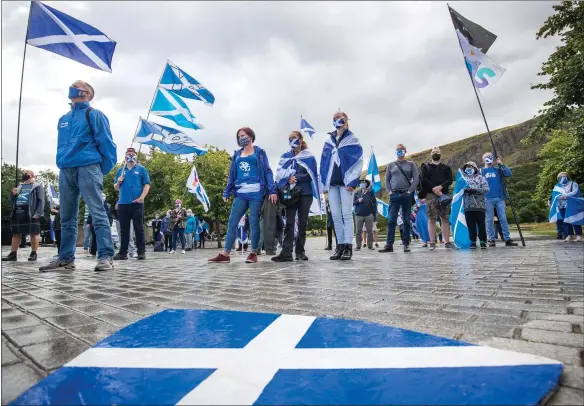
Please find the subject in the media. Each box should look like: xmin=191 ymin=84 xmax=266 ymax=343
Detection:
xmin=39 ymin=81 xmax=117 ymax=272
xmin=2 ymin=170 xmax=45 ymax=262
xmin=480 ymin=152 xmax=518 ymax=247
xmin=420 ymin=146 xmax=455 ymax=251
xmin=353 ymin=179 xmax=377 ymax=251
xmin=113 ymin=148 xmax=150 ymax=260
xmin=379 ymin=144 xmax=419 ymax=253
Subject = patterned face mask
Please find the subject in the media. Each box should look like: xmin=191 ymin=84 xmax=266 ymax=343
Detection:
xmin=238 ymin=137 xmax=251 ymax=147
xmin=289 ymin=138 xmax=300 ymax=148
xmin=333 ymin=118 xmax=345 ymax=129
xmin=464 ymin=168 xmax=475 ymax=176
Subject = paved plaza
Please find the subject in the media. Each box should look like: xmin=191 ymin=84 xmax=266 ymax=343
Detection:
xmin=1 ymin=237 xmax=583 ymax=404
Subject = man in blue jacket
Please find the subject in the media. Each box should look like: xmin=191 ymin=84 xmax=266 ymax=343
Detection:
xmin=480 ymin=152 xmax=518 ymax=247
xmin=40 ymin=80 xmax=117 ymax=272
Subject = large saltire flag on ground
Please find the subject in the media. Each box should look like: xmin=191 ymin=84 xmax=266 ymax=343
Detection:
xmin=449 ymin=170 xmax=472 ymax=249
xmin=26 ymin=1 xmax=116 ymax=72
xmin=186 ymin=165 xmax=211 ymax=212
xmin=133 ymin=118 xmax=207 ymax=156
xmin=456 ymin=30 xmax=506 ymax=92
xmin=150 ymin=88 xmax=205 ymax=131
xmin=366 ymin=149 xmax=382 ymax=193
xmin=159 ymin=60 xmax=215 ymax=106
xmin=300 ymin=117 xmax=316 ymax=139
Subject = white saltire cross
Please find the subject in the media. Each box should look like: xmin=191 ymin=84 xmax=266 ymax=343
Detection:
xmin=158 ymin=60 xmax=212 ymax=105
xmin=27 ymin=1 xmax=112 ymax=72
xmin=66 ymin=314 xmax=559 ymax=406
xmin=151 ymin=88 xmax=202 ymax=128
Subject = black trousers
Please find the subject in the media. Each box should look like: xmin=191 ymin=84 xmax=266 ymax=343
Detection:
xmin=90 ymin=228 xmax=97 ymax=256
xmin=54 ymin=230 xmax=62 ymax=254
xmin=199 ymin=230 xmax=206 ymax=248
xmin=327 ymin=224 xmax=337 ymax=247
xmin=118 ymin=203 xmax=145 ymax=255
xmin=282 ymin=195 xmax=312 ymax=255
xmin=465 ymin=210 xmax=487 ymax=243
xmin=164 ymin=233 xmax=172 ymax=250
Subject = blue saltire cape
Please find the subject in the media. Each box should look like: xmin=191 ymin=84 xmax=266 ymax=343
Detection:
xmin=549 ymin=182 xmax=584 ymax=225
xmin=320 ymin=130 xmax=363 ymax=191
xmin=449 ymin=170 xmax=472 ymax=249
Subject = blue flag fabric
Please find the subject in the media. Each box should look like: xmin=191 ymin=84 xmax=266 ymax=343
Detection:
xmin=133 ymin=118 xmax=207 ymax=156
xmin=320 ymin=131 xmax=363 ymax=191
xmin=26 ymin=1 xmax=116 ymax=72
xmin=150 ymin=88 xmax=204 ymax=131
xmin=549 ymin=182 xmax=584 ymax=225
xmin=275 ymin=150 xmax=323 ymax=215
xmin=46 ymin=183 xmax=59 ymax=208
xmin=300 ymin=117 xmax=316 ymax=139
xmin=376 ymin=198 xmax=389 ymax=219
xmin=449 ymin=170 xmax=472 ymax=249
xmin=159 ymin=60 xmax=215 ymax=106
xmin=366 ymin=150 xmax=382 ymax=193
xmin=186 ymin=165 xmax=211 ymax=212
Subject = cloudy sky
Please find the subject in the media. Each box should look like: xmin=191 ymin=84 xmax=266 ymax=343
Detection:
xmin=2 ymin=1 xmax=560 ymax=176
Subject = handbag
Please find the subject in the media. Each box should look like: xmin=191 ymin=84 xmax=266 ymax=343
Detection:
xmin=278 ymin=183 xmax=301 ymax=207
xmin=435 ymin=194 xmax=452 ymax=207
xmin=394 ymin=163 xmax=416 ymax=205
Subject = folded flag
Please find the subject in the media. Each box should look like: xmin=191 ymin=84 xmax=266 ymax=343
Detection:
xmin=456 ymin=30 xmax=505 ymax=91
xmin=448 ymin=5 xmax=497 ymax=53
xmin=159 ymin=60 xmax=215 ymax=106
xmin=376 ymin=198 xmax=389 ymax=219
xmin=150 ymin=88 xmax=204 ymax=131
xmin=366 ymin=149 xmax=382 ymax=193
xmin=134 ymin=118 xmax=207 ymax=156
xmin=300 ymin=117 xmax=316 ymax=139
xmin=186 ymin=164 xmax=211 ymax=212
xmin=26 ymin=1 xmax=116 ymax=72
xmin=449 ymin=169 xmax=472 ymax=249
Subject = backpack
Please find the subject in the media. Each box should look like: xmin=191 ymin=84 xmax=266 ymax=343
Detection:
xmin=85 ymin=107 xmax=94 ymax=134
xmin=153 ymin=240 xmax=164 ymax=252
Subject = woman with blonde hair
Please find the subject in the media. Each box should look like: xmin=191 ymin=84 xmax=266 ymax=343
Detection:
xmin=320 ymin=111 xmax=363 ymax=260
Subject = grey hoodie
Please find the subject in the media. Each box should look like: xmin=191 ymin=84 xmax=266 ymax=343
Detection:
xmin=462 ymin=162 xmax=490 ymax=212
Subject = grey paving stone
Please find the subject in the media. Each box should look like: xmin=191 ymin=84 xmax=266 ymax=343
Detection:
xmin=524 ymin=320 xmax=574 ymax=333
xmin=2 ymin=308 xmax=25 ymax=318
xmin=22 ymin=337 xmax=89 ymax=370
xmin=28 ymin=305 xmax=76 ymax=319
xmin=1 ymin=341 xmax=21 ymax=366
xmin=59 ymin=298 xmax=94 ymax=308
xmin=1 ymin=362 xmax=43 ymax=404
xmin=67 ymin=323 xmax=120 ymax=345
xmin=1 ymin=314 xmax=42 ymax=331
xmin=522 ymin=328 xmax=584 ymax=348
xmin=548 ymin=387 xmax=584 ymax=406
xmin=44 ymin=313 xmax=97 ymax=329
xmin=480 ymin=337 xmax=581 ymax=365
xmin=561 ymin=365 xmax=584 ymax=390
xmin=76 ymin=303 xmax=118 ymax=316
xmin=3 ymin=324 xmax=67 ymax=347
xmin=121 ymin=303 xmax=162 ymax=315
xmin=94 ymin=312 xmax=143 ymax=327
xmin=17 ymin=299 xmax=55 ymax=310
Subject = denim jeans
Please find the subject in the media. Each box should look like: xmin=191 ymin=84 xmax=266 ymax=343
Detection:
xmin=83 ymin=220 xmax=92 ymax=250
xmin=485 ymin=197 xmax=511 ymax=241
xmin=328 ymin=186 xmax=355 ymax=244
xmin=172 ymin=228 xmax=185 ymax=250
xmin=59 ymin=164 xmax=114 ymax=261
xmin=386 ymin=193 xmax=412 ymax=246
xmin=224 ymin=197 xmax=262 ymax=254
xmin=118 ymin=203 xmax=145 ymax=255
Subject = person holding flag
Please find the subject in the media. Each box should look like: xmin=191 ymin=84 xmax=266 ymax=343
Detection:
xmin=460 ymin=162 xmax=490 ymax=249
xmin=113 ymin=148 xmax=150 ymax=261
xmin=272 ymin=131 xmax=320 ymax=262
xmin=548 ymin=172 xmax=583 ymax=242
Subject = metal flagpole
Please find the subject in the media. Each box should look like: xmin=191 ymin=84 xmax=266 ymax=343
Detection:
xmin=448 ymin=6 xmax=526 ymax=247
xmin=14 ymin=1 xmax=33 ymax=187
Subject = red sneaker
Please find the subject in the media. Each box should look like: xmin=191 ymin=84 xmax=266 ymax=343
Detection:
xmin=245 ymin=253 xmax=258 ymax=263
xmin=208 ymin=253 xmax=230 ymax=263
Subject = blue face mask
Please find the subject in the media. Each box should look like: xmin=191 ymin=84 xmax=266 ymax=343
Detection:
xmin=333 ymin=118 xmax=345 ymax=129
xmin=465 ymin=168 xmax=474 ymax=176
xmin=126 ymin=155 xmax=136 ymax=163
xmin=289 ymin=138 xmax=300 ymax=148
xmin=396 ymin=149 xmax=406 ymax=158
xmin=68 ymin=86 xmax=85 ymax=99
xmin=484 ymin=157 xmax=494 ymax=165
xmin=238 ymin=136 xmax=251 ymax=147
xmin=560 ymin=176 xmax=568 ymax=184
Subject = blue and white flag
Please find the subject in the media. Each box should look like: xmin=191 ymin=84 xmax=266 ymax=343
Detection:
xmin=376 ymin=198 xmax=389 ymax=219
xmin=449 ymin=169 xmax=472 ymax=249
xmin=275 ymin=149 xmax=323 ymax=215
xmin=237 ymin=215 xmax=248 ymax=245
xmin=150 ymin=88 xmax=204 ymax=131
xmin=320 ymin=131 xmax=363 ymax=191
xmin=46 ymin=183 xmax=59 ymax=208
xmin=549 ymin=182 xmax=584 ymax=225
xmin=565 ymin=197 xmax=584 ymax=225
xmin=186 ymin=164 xmax=211 ymax=212
xmin=26 ymin=1 xmax=116 ymax=72
xmin=159 ymin=60 xmax=215 ymax=106
xmin=134 ymin=118 xmax=207 ymax=156
xmin=366 ymin=149 xmax=382 ymax=193
xmin=13 ymin=309 xmax=563 ymax=405
xmin=300 ymin=117 xmax=316 ymax=139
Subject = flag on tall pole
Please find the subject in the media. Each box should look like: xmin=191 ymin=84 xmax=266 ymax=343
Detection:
xmin=134 ymin=118 xmax=207 ymax=156
xmin=186 ymin=165 xmax=211 ymax=212
xmin=448 ymin=5 xmax=497 ymax=53
xmin=159 ymin=60 xmax=215 ymax=105
xmin=456 ymin=30 xmax=506 ymax=92
xmin=300 ymin=116 xmax=316 ymax=139
xmin=150 ymin=88 xmax=205 ymax=131
xmin=366 ymin=148 xmax=382 ymax=193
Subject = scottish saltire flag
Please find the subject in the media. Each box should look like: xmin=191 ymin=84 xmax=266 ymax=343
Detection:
xmin=159 ymin=60 xmax=215 ymax=106
xmin=549 ymin=184 xmax=565 ymax=223
xmin=300 ymin=117 xmax=316 ymax=139
xmin=237 ymin=216 xmax=248 ymax=244
xmin=150 ymin=88 xmax=204 ymax=131
xmin=275 ymin=149 xmax=323 ymax=215
xmin=366 ymin=149 xmax=382 ymax=193
xmin=376 ymin=198 xmax=389 ymax=219
xmin=549 ymin=182 xmax=584 ymax=225
xmin=186 ymin=165 xmax=211 ymax=212
xmin=450 ymin=170 xmax=472 ymax=249
xmin=565 ymin=197 xmax=584 ymax=225
xmin=13 ymin=309 xmax=563 ymax=405
xmin=134 ymin=118 xmax=207 ymax=156
xmin=46 ymin=183 xmax=59 ymax=208
xmin=320 ymin=131 xmax=363 ymax=191
xmin=26 ymin=1 xmax=116 ymax=72
xmin=456 ymin=30 xmax=506 ymax=91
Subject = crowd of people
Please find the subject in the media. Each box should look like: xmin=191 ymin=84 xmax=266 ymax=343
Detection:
xmin=2 ymin=80 xmax=582 ymax=270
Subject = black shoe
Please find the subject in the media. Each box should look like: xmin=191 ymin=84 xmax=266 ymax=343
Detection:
xmin=330 ymin=244 xmax=344 ymax=260
xmin=28 ymin=252 xmax=37 ymax=261
xmin=340 ymin=245 xmax=353 ymax=260
xmin=137 ymin=252 xmax=146 ymax=260
xmin=368 ymin=246 xmax=375 ymax=250
xmin=2 ymin=252 xmax=17 ymax=261
xmin=470 ymin=243 xmax=477 ymax=249
xmin=404 ymin=245 xmax=411 ymax=253
xmin=378 ymin=245 xmax=393 ymax=253
xmin=265 ymin=250 xmax=276 ymax=256
xmin=556 ymin=233 xmax=563 ymax=240
xmin=505 ymin=240 xmax=518 ymax=247
xmin=113 ymin=253 xmax=128 ymax=260
xmin=324 ymin=246 xmax=332 ymax=251
xmin=375 ymin=243 xmax=379 ymax=248
xmin=271 ymin=253 xmax=294 ymax=262
xmin=355 ymin=246 xmax=361 ymax=251
xmin=480 ymin=241 xmax=487 ymax=249
xmin=488 ymin=240 xmax=496 ymax=247
xmin=295 ymin=253 xmax=309 ymax=261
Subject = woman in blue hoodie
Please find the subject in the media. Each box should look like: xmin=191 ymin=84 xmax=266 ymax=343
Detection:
xmin=209 ymin=127 xmax=277 ymax=264
xmin=185 ymin=209 xmax=196 ymax=251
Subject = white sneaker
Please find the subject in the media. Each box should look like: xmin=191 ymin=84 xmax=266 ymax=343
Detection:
xmin=576 ymin=235 xmax=583 ymax=242
xmin=181 ymin=250 xmax=186 ymax=254
xmin=169 ymin=250 xmax=175 ymax=254
xmin=564 ymin=236 xmax=575 ymax=242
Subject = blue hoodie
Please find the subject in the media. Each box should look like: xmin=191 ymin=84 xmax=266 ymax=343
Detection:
xmin=223 ymin=145 xmax=276 ymax=199
xmin=185 ymin=215 xmax=196 ymax=234
xmin=57 ymin=102 xmax=117 ymax=174
xmin=481 ymin=165 xmax=512 ymax=199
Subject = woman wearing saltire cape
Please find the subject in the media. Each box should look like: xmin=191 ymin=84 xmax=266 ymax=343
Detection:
xmin=272 ymin=131 xmax=321 ymax=262
xmin=548 ymin=171 xmax=583 ymax=242
xmin=320 ymin=111 xmax=363 ymax=261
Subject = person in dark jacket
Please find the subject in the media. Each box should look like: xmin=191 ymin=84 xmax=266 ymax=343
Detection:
xmin=3 ymin=169 xmax=45 ymax=262
xmin=354 ymin=179 xmax=377 ymax=251
xmin=161 ymin=211 xmax=172 ymax=251
xmin=152 ymin=214 xmax=162 ymax=244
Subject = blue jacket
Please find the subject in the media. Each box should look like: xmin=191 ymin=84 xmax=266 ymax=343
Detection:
xmin=185 ymin=216 xmax=196 ymax=234
xmin=57 ymin=102 xmax=117 ymax=174
xmin=481 ymin=165 xmax=512 ymax=199
xmin=223 ymin=146 xmax=276 ymax=199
